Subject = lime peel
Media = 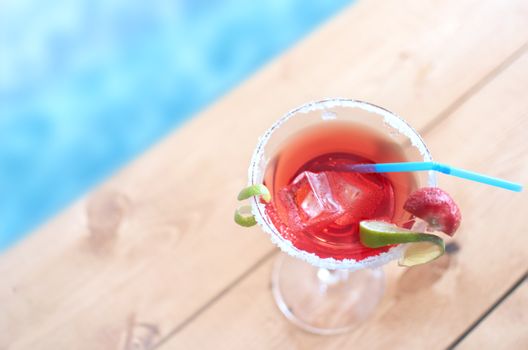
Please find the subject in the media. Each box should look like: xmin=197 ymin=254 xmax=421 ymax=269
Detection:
xmin=359 ymin=220 xmax=445 ymax=267
xmin=235 ymin=184 xmax=271 ymax=227
xmin=234 ymin=205 xmax=257 ymax=227
xmin=237 ymin=184 xmax=271 ymax=202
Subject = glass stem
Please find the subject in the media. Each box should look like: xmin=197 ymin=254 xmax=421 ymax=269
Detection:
xmin=317 ymin=268 xmax=350 ymax=293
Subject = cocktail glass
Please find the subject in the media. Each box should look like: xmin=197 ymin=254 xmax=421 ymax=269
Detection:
xmin=247 ymin=99 xmax=435 ymax=334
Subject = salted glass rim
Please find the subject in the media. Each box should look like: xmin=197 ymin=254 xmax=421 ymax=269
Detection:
xmin=248 ymin=98 xmax=435 ymax=270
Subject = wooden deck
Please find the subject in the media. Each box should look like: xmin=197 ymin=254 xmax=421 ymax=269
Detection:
xmin=1 ymin=0 xmax=527 ymax=348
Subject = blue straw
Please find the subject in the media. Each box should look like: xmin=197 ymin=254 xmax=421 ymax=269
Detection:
xmin=347 ymin=161 xmax=523 ymax=192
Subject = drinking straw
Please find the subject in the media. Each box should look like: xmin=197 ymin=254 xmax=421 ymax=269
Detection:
xmin=346 ymin=161 xmax=522 ymax=192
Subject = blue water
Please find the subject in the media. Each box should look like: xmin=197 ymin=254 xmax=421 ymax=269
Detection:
xmin=0 ymin=0 xmax=352 ymax=250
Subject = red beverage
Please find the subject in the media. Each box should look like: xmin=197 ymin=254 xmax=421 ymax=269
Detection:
xmin=263 ymin=121 xmax=417 ymax=260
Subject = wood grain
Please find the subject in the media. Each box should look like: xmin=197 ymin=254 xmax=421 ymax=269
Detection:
xmin=0 ymin=0 xmax=527 ymax=348
xmin=158 ymin=49 xmax=528 ymax=350
xmin=457 ymin=278 xmax=528 ymax=349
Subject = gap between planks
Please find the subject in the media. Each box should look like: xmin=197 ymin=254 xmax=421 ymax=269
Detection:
xmin=152 ymin=40 xmax=528 ymax=349
xmin=420 ymin=40 xmax=528 ymax=136
xmin=153 ymin=249 xmax=278 ymax=349
xmin=446 ymin=270 xmax=528 ymax=350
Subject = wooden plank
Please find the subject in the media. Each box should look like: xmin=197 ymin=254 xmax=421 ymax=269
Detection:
xmin=158 ymin=49 xmax=528 ymax=349
xmin=1 ymin=0 xmax=528 ymax=348
xmin=457 ymin=278 xmax=528 ymax=349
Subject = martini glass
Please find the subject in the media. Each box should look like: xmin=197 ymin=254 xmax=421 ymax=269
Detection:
xmin=247 ymin=99 xmax=435 ymax=334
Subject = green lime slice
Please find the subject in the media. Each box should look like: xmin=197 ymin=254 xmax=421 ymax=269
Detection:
xmin=237 ymin=184 xmax=271 ymax=203
xmin=234 ymin=205 xmax=257 ymax=227
xmin=359 ymin=220 xmax=445 ymax=266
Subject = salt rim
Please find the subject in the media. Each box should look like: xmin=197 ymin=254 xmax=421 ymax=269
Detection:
xmin=248 ymin=98 xmax=435 ymax=271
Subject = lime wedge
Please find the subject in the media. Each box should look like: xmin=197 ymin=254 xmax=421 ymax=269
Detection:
xmin=234 ymin=205 xmax=257 ymax=227
xmin=359 ymin=220 xmax=445 ymax=266
xmin=237 ymin=184 xmax=271 ymax=202
xmin=399 ymin=241 xmax=445 ymax=267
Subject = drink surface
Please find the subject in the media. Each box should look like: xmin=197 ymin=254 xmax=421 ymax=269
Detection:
xmin=264 ymin=121 xmax=417 ymax=260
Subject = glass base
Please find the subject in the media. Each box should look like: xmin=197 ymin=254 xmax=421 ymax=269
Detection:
xmin=271 ymin=253 xmax=385 ymax=335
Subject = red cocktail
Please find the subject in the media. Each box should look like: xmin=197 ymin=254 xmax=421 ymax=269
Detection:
xmin=263 ymin=122 xmax=418 ymax=261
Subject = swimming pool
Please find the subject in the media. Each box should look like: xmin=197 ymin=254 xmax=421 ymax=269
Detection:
xmin=0 ymin=0 xmax=352 ymax=250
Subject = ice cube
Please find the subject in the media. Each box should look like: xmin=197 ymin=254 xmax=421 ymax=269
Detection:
xmin=327 ymin=172 xmax=363 ymax=226
xmin=330 ymin=173 xmax=362 ymax=209
xmin=278 ymin=171 xmax=344 ymax=230
xmin=330 ymin=172 xmax=393 ymax=226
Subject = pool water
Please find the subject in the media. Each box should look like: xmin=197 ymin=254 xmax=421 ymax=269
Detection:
xmin=0 ymin=0 xmax=352 ymax=250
